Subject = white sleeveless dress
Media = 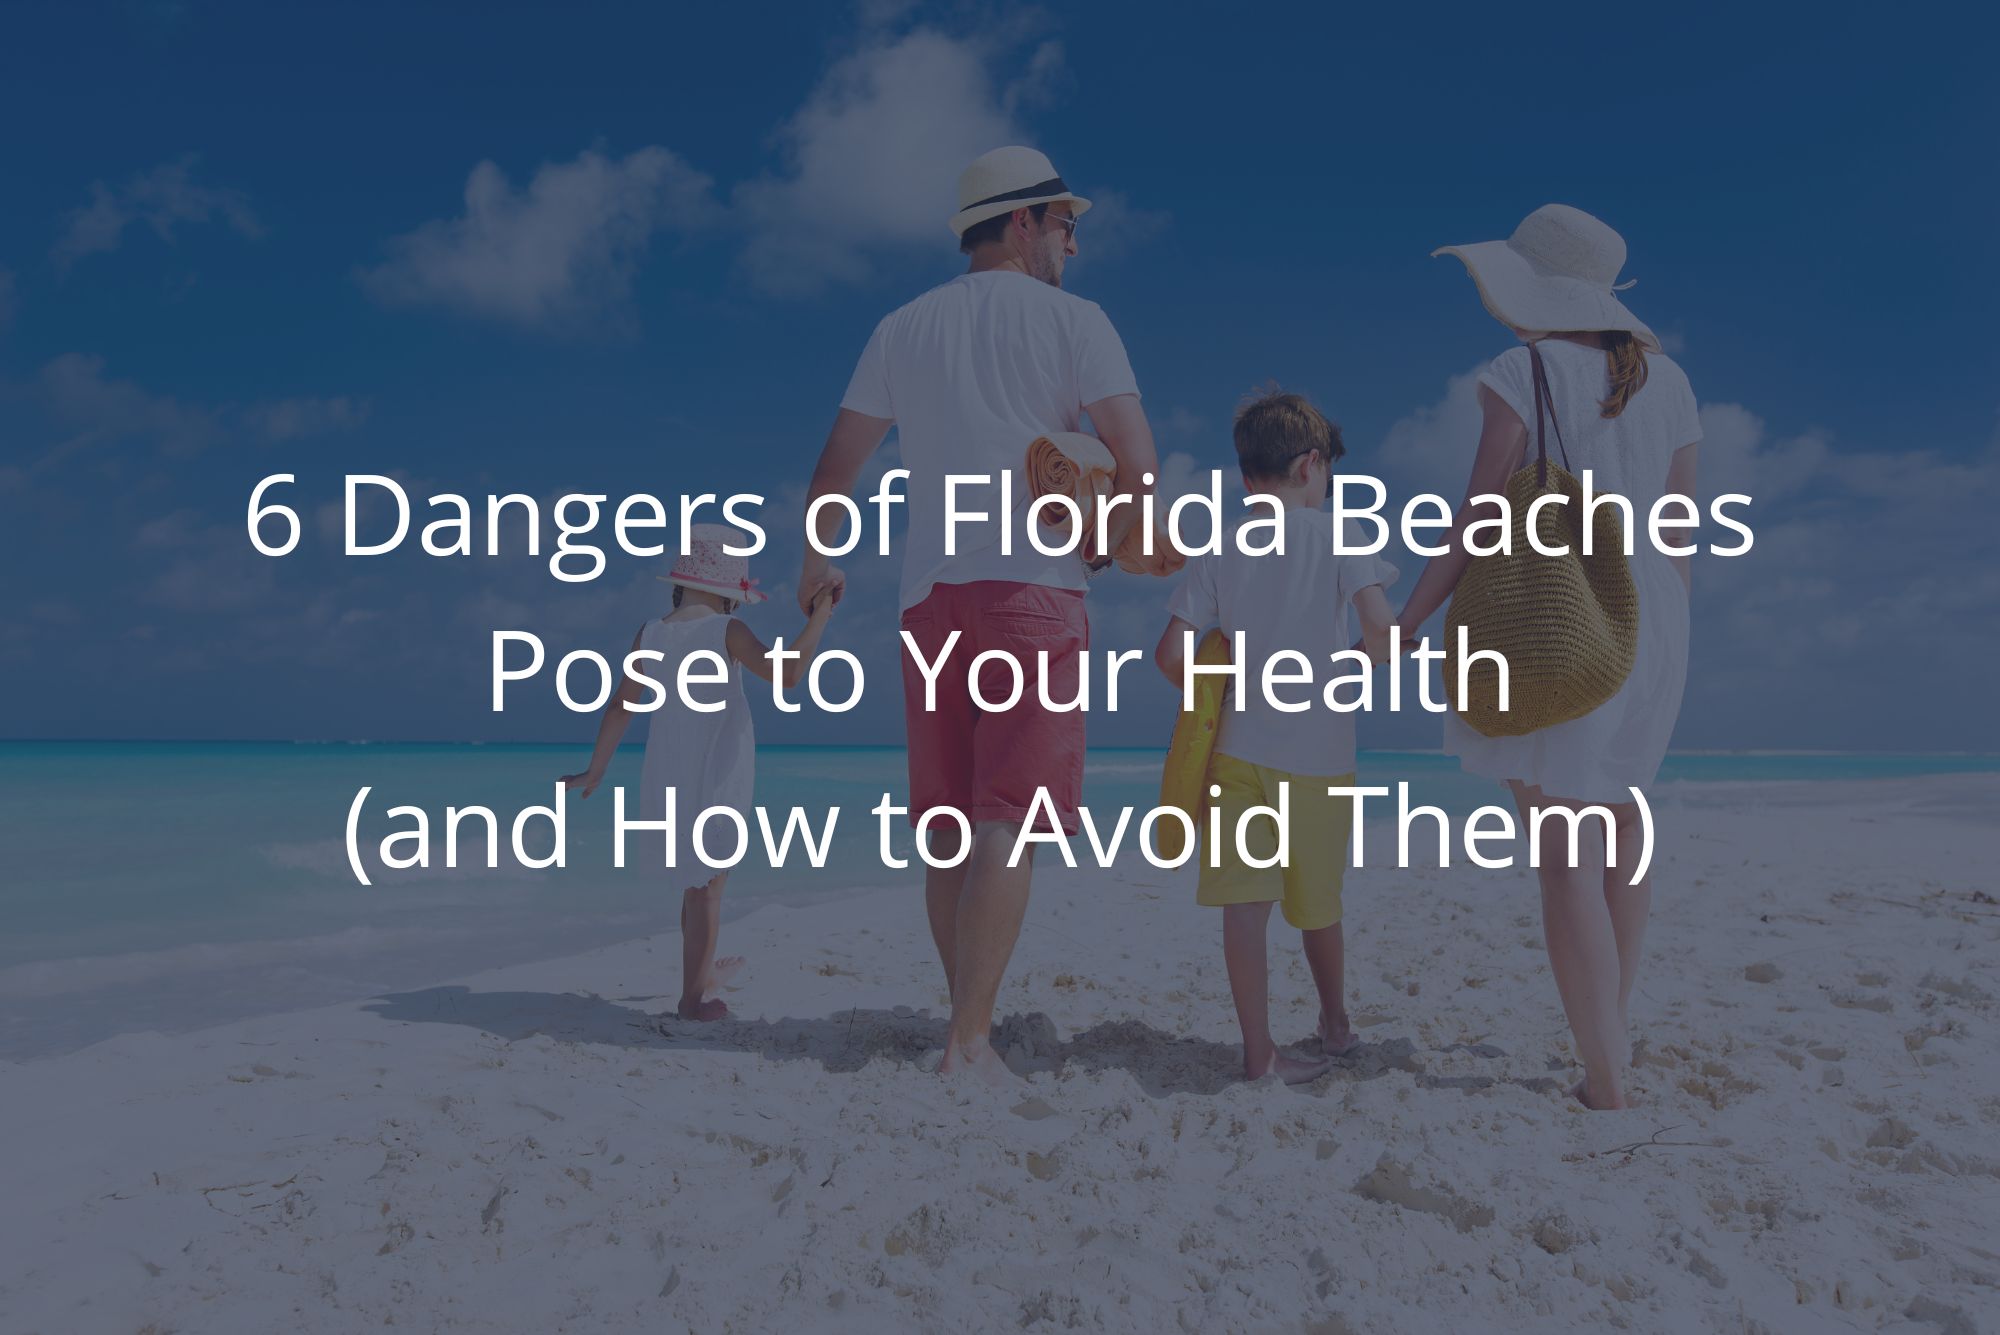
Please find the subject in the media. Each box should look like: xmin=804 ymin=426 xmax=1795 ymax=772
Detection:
xmin=635 ymin=612 xmax=755 ymax=885
xmin=1444 ymin=340 xmax=1704 ymax=802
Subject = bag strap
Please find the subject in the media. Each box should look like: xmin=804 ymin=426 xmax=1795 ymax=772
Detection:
xmin=1528 ymin=341 xmax=1572 ymax=486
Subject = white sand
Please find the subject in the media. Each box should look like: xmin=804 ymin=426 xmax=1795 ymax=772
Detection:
xmin=3 ymin=776 xmax=1996 ymax=1333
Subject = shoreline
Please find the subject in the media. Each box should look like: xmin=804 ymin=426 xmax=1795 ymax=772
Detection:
xmin=6 ymin=771 xmax=1995 ymax=1066
xmin=2 ymin=771 xmax=1994 ymax=1330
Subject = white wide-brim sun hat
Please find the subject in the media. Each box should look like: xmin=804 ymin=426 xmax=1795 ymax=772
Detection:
xmin=949 ymin=145 xmax=1092 ymax=237
xmin=1433 ymin=203 xmax=1660 ymax=352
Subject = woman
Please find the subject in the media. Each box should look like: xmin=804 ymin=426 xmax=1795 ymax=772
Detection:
xmin=1396 ymin=204 xmax=1702 ymax=1110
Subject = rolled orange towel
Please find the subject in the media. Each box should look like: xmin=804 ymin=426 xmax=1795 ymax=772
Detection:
xmin=1024 ymin=433 xmax=1185 ymax=577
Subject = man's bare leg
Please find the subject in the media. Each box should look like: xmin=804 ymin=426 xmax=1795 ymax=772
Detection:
xmin=922 ymin=819 xmax=971 ymax=998
xmin=939 ymin=821 xmax=1034 ymax=1085
xmin=1300 ymin=920 xmax=1356 ymax=1055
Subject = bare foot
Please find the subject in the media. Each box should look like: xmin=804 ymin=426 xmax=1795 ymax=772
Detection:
xmin=676 ymin=995 xmax=729 ymax=1022
xmin=1246 ymin=1049 xmax=1332 ymax=1085
xmin=1316 ymin=1011 xmax=1359 ymax=1057
xmin=1569 ymin=1076 xmax=1629 ymax=1110
xmin=704 ymin=956 xmax=747 ymax=998
xmin=938 ymin=1036 xmax=1018 ymax=1089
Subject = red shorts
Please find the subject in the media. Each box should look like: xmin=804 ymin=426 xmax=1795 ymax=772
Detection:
xmin=900 ymin=580 xmax=1088 ymax=835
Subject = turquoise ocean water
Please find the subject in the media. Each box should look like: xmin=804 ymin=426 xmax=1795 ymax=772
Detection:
xmin=2 ymin=742 xmax=1994 ymax=1059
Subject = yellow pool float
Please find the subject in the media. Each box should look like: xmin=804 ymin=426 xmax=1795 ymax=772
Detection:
xmin=1156 ymin=628 xmax=1232 ymax=862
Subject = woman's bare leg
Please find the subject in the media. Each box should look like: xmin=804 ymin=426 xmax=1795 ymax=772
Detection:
xmin=1511 ymin=782 xmax=1627 ymax=1109
xmin=1604 ymin=801 xmax=1652 ymax=1033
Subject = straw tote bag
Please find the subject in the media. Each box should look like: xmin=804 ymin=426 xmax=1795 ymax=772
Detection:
xmin=1444 ymin=343 xmax=1638 ymax=737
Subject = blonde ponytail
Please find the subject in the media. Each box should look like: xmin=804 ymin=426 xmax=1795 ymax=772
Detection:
xmin=1600 ymin=332 xmax=1649 ymax=418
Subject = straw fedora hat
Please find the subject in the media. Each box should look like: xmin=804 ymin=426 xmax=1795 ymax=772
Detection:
xmin=949 ymin=146 xmax=1092 ymax=237
xmin=1433 ymin=204 xmax=1659 ymax=351
xmin=655 ymin=523 xmax=768 ymax=604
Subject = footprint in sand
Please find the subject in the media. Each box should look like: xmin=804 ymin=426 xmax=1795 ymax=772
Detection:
xmin=1678 ymin=1058 xmax=1758 ymax=1109
xmin=1865 ymin=1117 xmax=1917 ymax=1150
xmin=1351 ymin=1156 xmax=1494 ymax=1234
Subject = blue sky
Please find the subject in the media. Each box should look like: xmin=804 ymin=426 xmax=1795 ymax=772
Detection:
xmin=2 ymin=1 xmax=1994 ymax=749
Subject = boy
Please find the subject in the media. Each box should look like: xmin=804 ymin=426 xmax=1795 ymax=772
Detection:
xmin=1154 ymin=391 xmax=1396 ymax=1083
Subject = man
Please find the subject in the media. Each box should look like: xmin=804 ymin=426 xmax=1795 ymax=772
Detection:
xmin=798 ymin=145 xmax=1158 ymax=1084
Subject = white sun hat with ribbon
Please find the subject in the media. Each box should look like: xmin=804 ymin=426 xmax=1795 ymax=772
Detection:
xmin=655 ymin=523 xmax=768 ymax=604
xmin=1433 ymin=204 xmax=1659 ymax=352
xmin=949 ymin=146 xmax=1092 ymax=237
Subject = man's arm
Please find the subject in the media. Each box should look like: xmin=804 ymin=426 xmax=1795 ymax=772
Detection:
xmin=1083 ymin=392 xmax=1159 ymax=559
xmin=798 ymin=408 xmax=893 ymax=613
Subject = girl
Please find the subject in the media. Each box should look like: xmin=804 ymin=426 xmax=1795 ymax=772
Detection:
xmin=561 ymin=524 xmax=834 ymax=1021
xmin=1398 ymin=205 xmax=1703 ymax=1109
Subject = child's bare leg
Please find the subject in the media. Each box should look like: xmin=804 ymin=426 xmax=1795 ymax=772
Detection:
xmin=1223 ymin=902 xmax=1328 ymax=1084
xmin=1300 ymin=920 xmax=1355 ymax=1055
xmin=677 ymin=876 xmax=729 ymax=1021
xmin=1604 ymin=803 xmax=1651 ymax=1034
xmin=690 ymin=872 xmax=742 ymax=997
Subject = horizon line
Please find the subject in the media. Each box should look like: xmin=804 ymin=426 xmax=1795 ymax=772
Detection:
xmin=3 ymin=739 xmax=1997 ymax=760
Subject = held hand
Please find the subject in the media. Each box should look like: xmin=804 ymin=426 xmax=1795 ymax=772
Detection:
xmin=797 ymin=565 xmax=847 ymax=614
xmin=810 ymin=586 xmax=836 ymax=618
xmin=560 ymin=769 xmax=602 ymax=799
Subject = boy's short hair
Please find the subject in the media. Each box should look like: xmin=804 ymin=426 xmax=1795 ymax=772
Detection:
xmin=1233 ymin=388 xmax=1345 ymax=481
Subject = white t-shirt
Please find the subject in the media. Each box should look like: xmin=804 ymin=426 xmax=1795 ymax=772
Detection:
xmin=1166 ymin=507 xmax=1399 ymax=777
xmin=841 ymin=269 xmax=1141 ymax=611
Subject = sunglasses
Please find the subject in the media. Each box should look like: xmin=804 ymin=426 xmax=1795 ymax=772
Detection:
xmin=1045 ymin=211 xmax=1079 ymax=238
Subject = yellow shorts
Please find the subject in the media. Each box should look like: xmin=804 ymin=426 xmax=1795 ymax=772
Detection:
xmin=1196 ymin=753 xmax=1355 ymax=931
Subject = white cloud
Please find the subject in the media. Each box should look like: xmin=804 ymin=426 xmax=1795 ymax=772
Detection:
xmin=1373 ymin=364 xmax=1485 ymax=497
xmin=1065 ymin=186 xmax=1169 ymax=262
xmin=125 ymin=512 xmax=281 ymax=615
xmin=359 ymin=148 xmax=717 ymax=325
xmin=361 ymin=20 xmax=1157 ymax=317
xmin=24 ymin=354 xmax=364 ymax=473
xmin=53 ymin=155 xmax=261 ymax=266
xmin=246 ymin=396 xmax=371 ymax=442
xmin=734 ymin=28 xmax=1060 ymax=294
xmin=38 ymin=352 xmax=220 ymax=459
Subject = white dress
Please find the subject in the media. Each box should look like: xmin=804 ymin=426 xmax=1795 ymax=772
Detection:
xmin=635 ymin=612 xmax=755 ymax=885
xmin=1444 ymin=340 xmax=1704 ymax=802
